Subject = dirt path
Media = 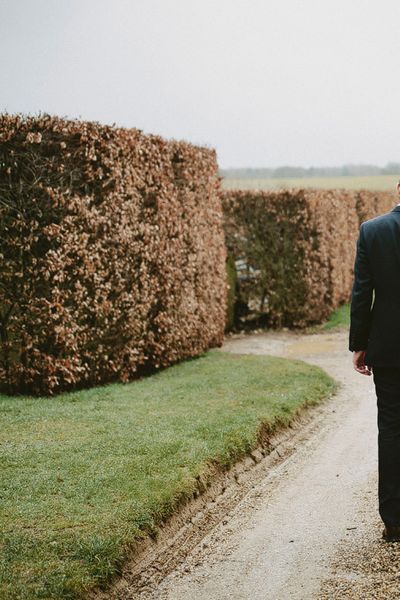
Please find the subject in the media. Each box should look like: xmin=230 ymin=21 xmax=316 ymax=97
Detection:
xmin=136 ymin=330 xmax=387 ymax=600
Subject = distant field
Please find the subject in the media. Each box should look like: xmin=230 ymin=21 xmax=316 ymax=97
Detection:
xmin=221 ymin=174 xmax=398 ymax=192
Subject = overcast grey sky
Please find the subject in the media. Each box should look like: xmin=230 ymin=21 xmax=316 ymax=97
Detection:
xmin=1 ymin=0 xmax=399 ymax=168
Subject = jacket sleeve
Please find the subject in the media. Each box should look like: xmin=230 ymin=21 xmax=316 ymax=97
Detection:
xmin=349 ymin=223 xmax=374 ymax=351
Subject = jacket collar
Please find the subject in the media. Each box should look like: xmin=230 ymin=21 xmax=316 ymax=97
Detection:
xmin=391 ymin=205 xmax=400 ymax=213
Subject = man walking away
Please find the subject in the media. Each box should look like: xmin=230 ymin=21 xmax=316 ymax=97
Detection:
xmin=350 ymin=181 xmax=400 ymax=542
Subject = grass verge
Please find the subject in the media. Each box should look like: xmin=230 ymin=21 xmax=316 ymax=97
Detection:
xmin=321 ymin=303 xmax=350 ymax=331
xmin=292 ymin=303 xmax=350 ymax=335
xmin=0 ymin=350 xmax=335 ymax=599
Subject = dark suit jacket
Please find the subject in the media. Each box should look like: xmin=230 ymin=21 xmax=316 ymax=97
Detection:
xmin=349 ymin=205 xmax=400 ymax=366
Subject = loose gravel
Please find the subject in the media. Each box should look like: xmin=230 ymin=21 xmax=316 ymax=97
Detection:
xmin=100 ymin=330 xmax=397 ymax=600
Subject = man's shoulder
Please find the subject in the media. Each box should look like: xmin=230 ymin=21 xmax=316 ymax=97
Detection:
xmin=361 ymin=209 xmax=397 ymax=232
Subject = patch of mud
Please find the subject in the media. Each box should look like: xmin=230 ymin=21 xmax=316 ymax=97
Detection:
xmin=223 ymin=330 xmax=345 ymax=360
xmin=285 ymin=338 xmax=344 ymax=356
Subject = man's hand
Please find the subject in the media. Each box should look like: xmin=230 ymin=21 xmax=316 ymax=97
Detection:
xmin=352 ymin=350 xmax=372 ymax=376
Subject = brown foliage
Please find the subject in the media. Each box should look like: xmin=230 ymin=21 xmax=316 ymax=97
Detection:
xmin=222 ymin=188 xmax=394 ymax=328
xmin=0 ymin=114 xmax=226 ymax=395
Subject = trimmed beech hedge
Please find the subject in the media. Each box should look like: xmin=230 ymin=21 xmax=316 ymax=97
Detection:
xmin=222 ymin=188 xmax=394 ymax=328
xmin=0 ymin=115 xmax=226 ymax=395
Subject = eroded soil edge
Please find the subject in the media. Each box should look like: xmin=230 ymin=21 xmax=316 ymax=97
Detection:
xmin=92 ymin=389 xmax=339 ymax=600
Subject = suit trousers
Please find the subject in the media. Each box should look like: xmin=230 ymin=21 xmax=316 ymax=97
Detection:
xmin=373 ymin=366 xmax=400 ymax=527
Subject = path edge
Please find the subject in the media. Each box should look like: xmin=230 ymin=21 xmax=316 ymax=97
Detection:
xmin=89 ymin=387 xmax=340 ymax=600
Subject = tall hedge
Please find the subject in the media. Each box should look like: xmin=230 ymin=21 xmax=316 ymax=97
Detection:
xmin=222 ymin=188 xmax=394 ymax=328
xmin=0 ymin=115 xmax=227 ymax=395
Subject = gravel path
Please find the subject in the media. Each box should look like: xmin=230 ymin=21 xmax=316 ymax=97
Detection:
xmin=136 ymin=330 xmax=400 ymax=600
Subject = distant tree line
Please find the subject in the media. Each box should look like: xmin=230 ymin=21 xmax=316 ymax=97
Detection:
xmin=220 ymin=162 xmax=400 ymax=179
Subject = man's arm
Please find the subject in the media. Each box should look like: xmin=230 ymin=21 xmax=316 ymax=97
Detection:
xmin=349 ymin=223 xmax=374 ymax=375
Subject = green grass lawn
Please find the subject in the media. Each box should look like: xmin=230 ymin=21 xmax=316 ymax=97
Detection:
xmin=0 ymin=350 xmax=335 ymax=599
xmin=305 ymin=302 xmax=350 ymax=333
xmin=221 ymin=174 xmax=398 ymax=191
xmin=322 ymin=303 xmax=350 ymax=330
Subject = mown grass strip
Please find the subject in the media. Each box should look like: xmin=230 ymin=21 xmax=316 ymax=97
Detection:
xmin=322 ymin=303 xmax=350 ymax=330
xmin=0 ymin=350 xmax=335 ymax=599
